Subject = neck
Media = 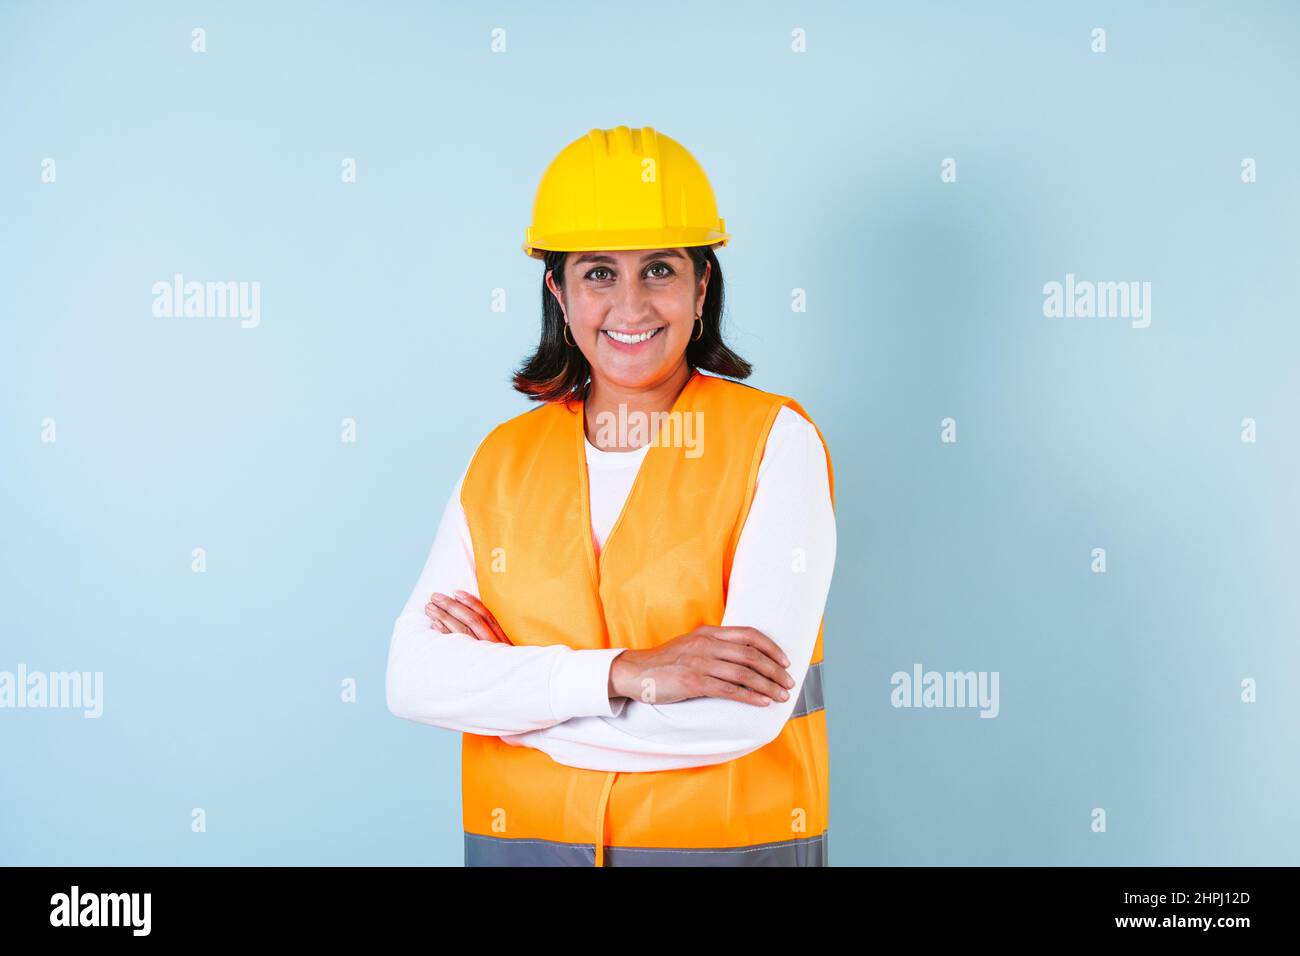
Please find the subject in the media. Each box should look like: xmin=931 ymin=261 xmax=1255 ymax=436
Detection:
xmin=584 ymin=362 xmax=694 ymax=451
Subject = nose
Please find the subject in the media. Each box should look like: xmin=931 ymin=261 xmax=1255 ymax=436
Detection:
xmin=609 ymin=274 xmax=656 ymax=325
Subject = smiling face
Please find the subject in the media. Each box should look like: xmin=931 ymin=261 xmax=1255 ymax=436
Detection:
xmin=545 ymin=248 xmax=711 ymax=391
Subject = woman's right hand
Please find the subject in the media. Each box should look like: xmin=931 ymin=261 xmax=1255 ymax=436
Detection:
xmin=608 ymin=626 xmax=795 ymax=707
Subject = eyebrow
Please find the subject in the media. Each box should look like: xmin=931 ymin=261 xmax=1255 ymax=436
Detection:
xmin=570 ymin=249 xmax=687 ymax=267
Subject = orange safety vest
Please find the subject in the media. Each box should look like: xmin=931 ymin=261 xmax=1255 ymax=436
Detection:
xmin=458 ymin=369 xmax=834 ymax=866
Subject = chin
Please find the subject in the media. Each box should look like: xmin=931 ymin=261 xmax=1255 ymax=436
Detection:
xmin=594 ymin=360 xmax=675 ymax=391
xmin=595 ymin=368 xmax=657 ymax=390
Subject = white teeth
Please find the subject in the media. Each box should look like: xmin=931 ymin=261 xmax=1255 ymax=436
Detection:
xmin=605 ymin=328 xmax=661 ymax=344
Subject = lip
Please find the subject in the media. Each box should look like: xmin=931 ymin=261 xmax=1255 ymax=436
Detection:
xmin=600 ymin=326 xmax=665 ymax=353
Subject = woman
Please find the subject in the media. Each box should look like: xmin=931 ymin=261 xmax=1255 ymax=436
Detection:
xmin=386 ymin=126 xmax=836 ymax=866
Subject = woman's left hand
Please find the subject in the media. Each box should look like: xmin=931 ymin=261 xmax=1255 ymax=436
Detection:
xmin=424 ymin=590 xmax=511 ymax=643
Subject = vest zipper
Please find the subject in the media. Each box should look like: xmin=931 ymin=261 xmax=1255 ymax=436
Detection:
xmin=593 ymin=771 xmax=618 ymax=867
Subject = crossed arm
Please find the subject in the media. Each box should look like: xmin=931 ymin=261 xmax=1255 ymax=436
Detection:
xmin=384 ymin=407 xmax=836 ymax=772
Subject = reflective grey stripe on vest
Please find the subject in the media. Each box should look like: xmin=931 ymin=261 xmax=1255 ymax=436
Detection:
xmin=791 ymin=660 xmax=824 ymax=718
xmin=465 ymin=832 xmax=597 ymax=867
xmin=466 ymin=831 xmax=828 ymax=867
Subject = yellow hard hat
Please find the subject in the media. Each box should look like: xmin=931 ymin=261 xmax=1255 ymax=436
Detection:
xmin=522 ymin=125 xmax=729 ymax=259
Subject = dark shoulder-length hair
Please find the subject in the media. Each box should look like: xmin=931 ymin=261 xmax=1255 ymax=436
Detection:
xmin=512 ymin=245 xmax=752 ymax=404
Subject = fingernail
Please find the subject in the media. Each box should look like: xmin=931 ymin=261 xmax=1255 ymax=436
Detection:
xmin=779 ymin=690 xmax=789 ymax=701
xmin=454 ymin=590 xmax=469 ymax=599
xmin=782 ymin=656 xmax=790 ymax=667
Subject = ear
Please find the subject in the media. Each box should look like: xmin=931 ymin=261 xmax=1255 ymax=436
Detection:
xmin=696 ymin=257 xmax=711 ymax=309
xmin=544 ymin=269 xmax=566 ymax=318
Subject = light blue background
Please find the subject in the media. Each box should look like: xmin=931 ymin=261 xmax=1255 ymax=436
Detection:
xmin=3 ymin=1 xmax=1298 ymax=866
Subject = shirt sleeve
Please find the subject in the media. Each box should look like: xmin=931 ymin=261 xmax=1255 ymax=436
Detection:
xmin=385 ymin=455 xmax=629 ymax=736
xmin=498 ymin=406 xmax=836 ymax=772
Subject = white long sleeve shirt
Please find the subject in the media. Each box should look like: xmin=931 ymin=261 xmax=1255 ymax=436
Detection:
xmin=385 ymin=404 xmax=836 ymax=772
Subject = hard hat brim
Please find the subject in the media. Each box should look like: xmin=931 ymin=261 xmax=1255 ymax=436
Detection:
xmin=523 ymin=226 xmax=729 ymax=260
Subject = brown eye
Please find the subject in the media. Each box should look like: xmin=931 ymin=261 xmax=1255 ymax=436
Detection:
xmin=646 ymin=262 xmax=675 ymax=279
xmin=584 ymin=267 xmax=614 ymax=281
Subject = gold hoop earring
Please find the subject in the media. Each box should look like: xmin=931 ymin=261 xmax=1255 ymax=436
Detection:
xmin=691 ymin=316 xmax=704 ymax=342
xmin=563 ymin=322 xmax=576 ymax=347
